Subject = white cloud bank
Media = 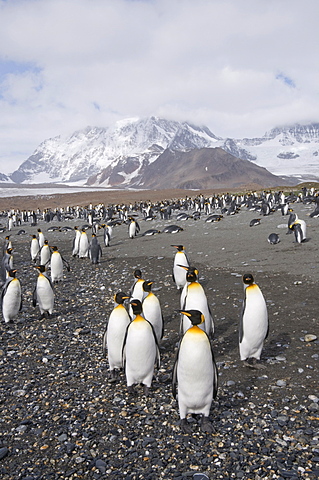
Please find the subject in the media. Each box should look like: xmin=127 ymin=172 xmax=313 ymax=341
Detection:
xmin=0 ymin=0 xmax=318 ymax=173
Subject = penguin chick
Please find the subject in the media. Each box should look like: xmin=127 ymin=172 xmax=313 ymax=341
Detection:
xmin=142 ymin=281 xmax=164 ymax=343
xmin=171 ymin=245 xmax=190 ymax=290
xmin=122 ymin=299 xmax=160 ymax=396
xmin=1 ymin=269 xmax=22 ymax=323
xmin=240 ymin=273 xmax=268 ymax=368
xmin=267 ymin=233 xmax=280 ymax=245
xmin=172 ymin=309 xmax=218 ymax=434
xmin=102 ymin=292 xmax=131 ymax=383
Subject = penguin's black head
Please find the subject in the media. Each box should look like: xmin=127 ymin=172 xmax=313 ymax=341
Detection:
xmin=8 ymin=269 xmax=17 ymax=278
xmin=36 ymin=265 xmax=46 ymax=273
xmin=37 ymin=229 xmax=42 ymax=233
xmin=44 ymin=240 xmax=49 ymax=245
xmin=186 ymin=267 xmax=198 ymax=282
xmin=50 ymin=246 xmax=58 ymax=251
xmin=142 ymin=280 xmax=153 ymax=292
xmin=134 ymin=269 xmax=142 ymax=279
xmin=114 ymin=292 xmax=129 ymax=304
xmin=171 ymin=245 xmax=184 ymax=251
xmin=130 ymin=299 xmax=143 ymax=315
xmin=243 ymin=273 xmax=254 ymax=285
xmin=180 ymin=309 xmax=204 ymax=326
xmin=6 ymin=248 xmax=13 ymax=254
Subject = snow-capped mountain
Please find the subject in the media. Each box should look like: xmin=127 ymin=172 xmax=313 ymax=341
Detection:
xmin=0 ymin=173 xmax=14 ymax=184
xmin=10 ymin=117 xmax=220 ymax=185
xmin=9 ymin=117 xmax=319 ymax=188
xmin=222 ymin=124 xmax=319 ymax=181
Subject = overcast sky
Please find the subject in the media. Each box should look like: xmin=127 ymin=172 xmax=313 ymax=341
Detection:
xmin=0 ymin=0 xmax=318 ymax=174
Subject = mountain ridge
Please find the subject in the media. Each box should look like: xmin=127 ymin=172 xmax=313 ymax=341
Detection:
xmin=6 ymin=117 xmax=319 ymax=189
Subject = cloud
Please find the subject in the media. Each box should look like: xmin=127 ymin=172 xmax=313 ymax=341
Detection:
xmin=0 ymin=0 xmax=318 ymax=173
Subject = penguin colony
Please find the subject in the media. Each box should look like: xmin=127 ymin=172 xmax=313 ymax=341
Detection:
xmin=0 ymin=186 xmax=317 ymax=434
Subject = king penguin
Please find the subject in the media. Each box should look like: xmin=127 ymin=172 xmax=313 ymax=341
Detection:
xmin=1 ymin=269 xmax=22 ymax=323
xmin=30 ymin=235 xmax=40 ymax=263
xmin=129 ymin=269 xmax=146 ymax=317
xmin=142 ymin=281 xmax=164 ymax=343
xmin=171 ymin=245 xmax=190 ymax=290
xmin=122 ymin=299 xmax=160 ymax=396
xmin=72 ymin=226 xmax=81 ymax=257
xmin=102 ymin=292 xmax=131 ymax=383
xmin=50 ymin=246 xmax=70 ymax=283
xmin=40 ymin=239 xmax=51 ymax=267
xmin=37 ymin=228 xmax=45 ymax=249
xmin=78 ymin=228 xmax=89 ymax=258
xmin=289 ymin=218 xmax=307 ymax=243
xmin=240 ymin=273 xmax=268 ymax=368
xmin=33 ymin=265 xmax=55 ymax=319
xmin=172 ymin=309 xmax=218 ymax=434
xmin=128 ymin=217 xmax=140 ymax=239
xmin=179 ymin=266 xmax=214 ymax=337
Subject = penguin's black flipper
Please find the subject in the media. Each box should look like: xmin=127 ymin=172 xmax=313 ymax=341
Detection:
xmin=172 ymin=360 xmax=178 ymax=399
xmin=172 ymin=345 xmax=181 ymax=399
xmin=172 ymin=268 xmax=176 ymax=284
xmin=61 ymin=256 xmax=70 ymax=272
xmin=32 ymin=287 xmax=37 ymax=307
xmin=239 ymin=295 xmax=246 ymax=343
xmin=102 ymin=325 xmax=107 ymax=356
xmin=0 ymin=282 xmax=7 ymax=308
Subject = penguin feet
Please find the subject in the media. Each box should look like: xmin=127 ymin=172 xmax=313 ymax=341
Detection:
xmin=180 ymin=418 xmax=193 ymax=435
xmin=143 ymin=385 xmax=149 ymax=397
xmin=200 ymin=415 xmax=214 ymax=434
xmin=127 ymin=385 xmax=135 ymax=395
xmin=243 ymin=358 xmax=266 ymax=369
xmin=108 ymin=370 xmax=118 ymax=384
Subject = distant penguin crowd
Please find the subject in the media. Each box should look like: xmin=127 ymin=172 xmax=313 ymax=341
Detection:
xmin=0 ymin=185 xmax=318 ymax=433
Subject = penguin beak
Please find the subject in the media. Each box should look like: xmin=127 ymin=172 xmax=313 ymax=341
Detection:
xmin=177 ymin=265 xmax=189 ymax=270
xmin=179 ymin=310 xmax=191 ymax=317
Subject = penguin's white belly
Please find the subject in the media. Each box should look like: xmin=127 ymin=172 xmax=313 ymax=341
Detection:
xmin=182 ymin=283 xmax=213 ymax=335
xmin=2 ymin=279 xmax=21 ymax=321
xmin=37 ymin=278 xmax=54 ymax=312
xmin=240 ymin=287 xmax=268 ymax=360
xmin=173 ymin=254 xmax=188 ymax=289
xmin=125 ymin=322 xmax=156 ymax=386
xmin=107 ymin=308 xmax=130 ymax=370
xmin=51 ymin=254 xmax=63 ymax=281
xmin=79 ymin=236 xmax=89 ymax=257
xmin=142 ymin=296 xmax=162 ymax=342
xmin=177 ymin=332 xmax=214 ymax=416
xmin=72 ymin=233 xmax=81 ymax=255
xmin=129 ymin=223 xmax=136 ymax=238
xmin=40 ymin=247 xmax=50 ymax=266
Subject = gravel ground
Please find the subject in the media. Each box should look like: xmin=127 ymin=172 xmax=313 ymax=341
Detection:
xmin=0 ymin=192 xmax=318 ymax=480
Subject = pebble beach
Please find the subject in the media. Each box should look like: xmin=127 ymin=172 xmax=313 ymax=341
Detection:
xmin=0 ymin=189 xmax=318 ymax=480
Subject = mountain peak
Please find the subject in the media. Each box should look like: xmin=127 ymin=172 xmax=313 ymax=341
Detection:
xmin=8 ymin=117 xmax=319 ymax=187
